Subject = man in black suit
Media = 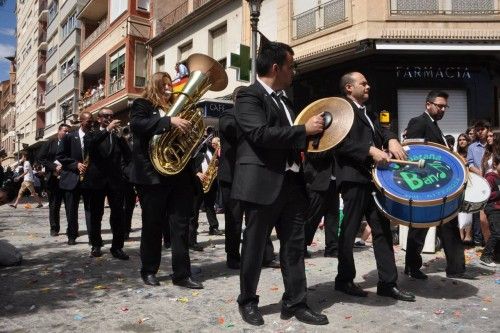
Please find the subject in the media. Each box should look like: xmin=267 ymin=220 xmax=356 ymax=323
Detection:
xmin=334 ymin=72 xmax=415 ymax=301
xmin=38 ymin=123 xmax=71 ymax=236
xmin=83 ymin=108 xmax=130 ymax=260
xmin=303 ymin=149 xmax=340 ymax=257
xmin=404 ymin=90 xmax=469 ymax=280
xmin=219 ymin=87 xmax=277 ymax=269
xmin=232 ymin=40 xmax=328 ymax=326
xmin=56 ymin=112 xmax=94 ymax=245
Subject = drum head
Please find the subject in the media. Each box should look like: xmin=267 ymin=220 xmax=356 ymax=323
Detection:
xmin=373 ymin=142 xmax=467 ymax=206
xmin=464 ymin=173 xmax=491 ymax=202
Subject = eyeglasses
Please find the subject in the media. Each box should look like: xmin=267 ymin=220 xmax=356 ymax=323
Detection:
xmin=101 ymin=113 xmax=113 ymax=118
xmin=430 ymin=102 xmax=449 ymax=109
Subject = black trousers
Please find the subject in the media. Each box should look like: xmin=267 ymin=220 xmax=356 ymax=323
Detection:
xmin=220 ymin=181 xmax=275 ymax=263
xmin=189 ymin=180 xmax=219 ymax=244
xmin=136 ymin=170 xmax=194 ymax=280
xmin=47 ymin=185 xmax=63 ymax=233
xmin=483 ymin=211 xmax=499 ymax=258
xmin=62 ymin=187 xmax=91 ymax=241
xmin=238 ymin=172 xmax=307 ymax=309
xmin=88 ymin=186 xmax=125 ymax=250
xmin=123 ymin=184 xmax=136 ymax=234
xmin=406 ymin=216 xmax=465 ymax=274
xmin=336 ymin=182 xmax=397 ymax=287
xmin=304 ymin=180 xmax=339 ymax=253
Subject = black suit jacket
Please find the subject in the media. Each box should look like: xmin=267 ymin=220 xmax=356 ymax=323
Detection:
xmin=405 ymin=112 xmax=447 ymax=146
xmin=218 ymin=107 xmax=237 ymax=183
xmin=82 ymin=129 xmax=131 ymax=190
xmin=334 ymin=98 xmax=397 ymax=186
xmin=304 ymin=149 xmax=335 ymax=192
xmin=56 ymin=129 xmax=85 ymax=190
xmin=231 ymin=81 xmax=307 ymax=205
xmin=129 ymin=98 xmax=172 ymax=185
xmin=38 ymin=138 xmax=60 ymax=189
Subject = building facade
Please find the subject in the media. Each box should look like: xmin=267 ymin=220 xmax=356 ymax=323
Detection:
xmin=42 ymin=0 xmax=87 ymax=140
xmin=0 ymin=58 xmax=17 ymax=168
xmin=78 ymin=0 xmax=151 ymax=122
xmin=15 ymin=0 xmax=49 ymax=155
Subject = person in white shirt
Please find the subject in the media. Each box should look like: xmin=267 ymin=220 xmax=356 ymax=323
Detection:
xmin=9 ymin=152 xmax=43 ymax=208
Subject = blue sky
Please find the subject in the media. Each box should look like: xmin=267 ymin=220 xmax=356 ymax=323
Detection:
xmin=0 ymin=0 xmax=16 ymax=82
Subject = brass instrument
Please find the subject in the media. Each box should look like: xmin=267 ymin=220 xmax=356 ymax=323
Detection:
xmin=201 ymin=142 xmax=220 ymax=193
xmin=79 ymin=154 xmax=90 ymax=182
xmin=293 ymin=97 xmax=354 ymax=152
xmin=149 ymin=54 xmax=228 ymax=175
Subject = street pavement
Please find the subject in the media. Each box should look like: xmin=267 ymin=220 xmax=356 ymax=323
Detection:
xmin=0 ymin=199 xmax=498 ymax=332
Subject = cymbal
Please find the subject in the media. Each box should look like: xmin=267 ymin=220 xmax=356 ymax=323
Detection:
xmin=186 ymin=53 xmax=228 ymax=92
xmin=294 ymin=97 xmax=354 ymax=152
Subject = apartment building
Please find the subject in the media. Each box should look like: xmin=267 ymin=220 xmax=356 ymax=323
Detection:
xmin=78 ymin=0 xmax=151 ymax=121
xmin=0 ymin=58 xmax=17 ymax=168
xmin=42 ymin=0 xmax=87 ymax=140
xmin=15 ymin=0 xmax=48 ymax=156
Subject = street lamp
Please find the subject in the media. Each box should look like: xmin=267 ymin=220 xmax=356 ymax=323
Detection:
xmin=246 ymin=0 xmax=263 ymax=83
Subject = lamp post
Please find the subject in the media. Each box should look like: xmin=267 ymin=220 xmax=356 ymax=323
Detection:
xmin=246 ymin=0 xmax=263 ymax=83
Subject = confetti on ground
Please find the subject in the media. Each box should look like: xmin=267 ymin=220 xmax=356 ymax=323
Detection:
xmin=270 ymin=287 xmax=279 ymax=291
xmin=345 ymin=316 xmax=352 ymax=320
xmin=434 ymin=309 xmax=444 ymax=315
xmin=453 ymin=310 xmax=462 ymax=318
xmin=138 ymin=317 xmax=150 ymax=324
xmin=41 ymin=287 xmax=51 ymax=293
xmin=483 ymin=297 xmax=492 ymax=303
xmin=192 ymin=292 xmax=199 ymax=297
xmin=74 ymin=314 xmax=84 ymax=320
xmin=94 ymin=285 xmax=109 ymax=290
xmin=218 ymin=317 xmax=225 ymax=325
xmin=495 ymin=279 xmax=500 ymax=284
xmin=120 ymin=307 xmax=129 ymax=312
xmin=177 ymin=297 xmax=189 ymax=303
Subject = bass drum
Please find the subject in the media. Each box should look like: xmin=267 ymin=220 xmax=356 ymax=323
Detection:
xmin=460 ymin=172 xmax=491 ymax=213
xmin=372 ymin=142 xmax=467 ymax=228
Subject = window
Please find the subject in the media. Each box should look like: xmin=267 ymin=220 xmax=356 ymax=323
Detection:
xmin=156 ymin=56 xmax=165 ymax=72
xmin=179 ymin=41 xmax=193 ymax=62
xmin=138 ymin=0 xmax=150 ymax=11
xmin=48 ymin=1 xmax=58 ymax=23
xmin=109 ymin=47 xmax=126 ymax=94
xmin=45 ymin=108 xmax=55 ymax=126
xmin=61 ymin=12 xmax=77 ymax=39
xmin=135 ymin=43 xmax=147 ymax=87
xmin=110 ymin=0 xmax=127 ymax=23
xmin=60 ymin=54 xmax=76 ymax=80
xmin=211 ymin=24 xmax=227 ymax=68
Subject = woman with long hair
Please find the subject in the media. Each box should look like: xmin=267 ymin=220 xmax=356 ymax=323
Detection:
xmin=456 ymin=133 xmax=470 ymax=161
xmin=129 ymin=72 xmax=203 ymax=289
xmin=456 ymin=133 xmax=473 ymax=245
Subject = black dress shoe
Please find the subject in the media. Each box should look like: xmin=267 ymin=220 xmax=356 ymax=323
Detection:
xmin=324 ymin=249 xmax=338 ymax=258
xmin=208 ymin=228 xmax=224 ymax=236
xmin=239 ymin=303 xmax=264 ymax=326
xmin=90 ymin=246 xmax=102 ymax=257
xmin=446 ymin=272 xmax=476 ymax=280
xmin=335 ymin=281 xmax=368 ymax=297
xmin=377 ymin=286 xmax=415 ymax=302
xmin=189 ymin=243 xmax=204 ymax=252
xmin=50 ymin=230 xmax=59 ymax=237
xmin=111 ymin=248 xmax=129 ymax=260
xmin=172 ymin=277 xmax=204 ymax=289
xmin=281 ymin=305 xmax=329 ymax=325
xmin=163 ymin=242 xmax=171 ymax=249
xmin=124 ymin=233 xmax=130 ymax=240
xmin=262 ymin=259 xmax=280 ymax=269
xmin=404 ymin=269 xmax=428 ymax=280
xmin=67 ymin=238 xmax=76 ymax=245
xmin=141 ymin=273 xmax=160 ymax=286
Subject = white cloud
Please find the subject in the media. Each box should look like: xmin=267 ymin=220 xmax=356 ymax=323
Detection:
xmin=0 ymin=43 xmax=15 ymax=62
xmin=0 ymin=27 xmax=15 ymax=37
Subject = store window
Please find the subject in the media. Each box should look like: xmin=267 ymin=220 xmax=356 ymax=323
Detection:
xmin=135 ymin=43 xmax=147 ymax=87
xmin=109 ymin=47 xmax=126 ymax=94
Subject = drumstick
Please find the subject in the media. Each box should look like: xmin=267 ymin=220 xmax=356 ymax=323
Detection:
xmin=388 ymin=159 xmax=426 ymax=168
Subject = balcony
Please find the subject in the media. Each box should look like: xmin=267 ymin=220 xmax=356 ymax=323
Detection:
xmin=292 ymin=0 xmax=346 ymax=40
xmin=38 ymin=30 xmax=47 ymax=50
xmin=390 ymin=0 xmax=500 ymax=16
xmin=35 ymin=128 xmax=45 ymax=140
xmin=37 ymin=63 xmax=47 ymax=81
xmin=158 ymin=1 xmax=188 ymax=32
xmin=82 ymin=19 xmax=109 ymax=51
xmin=109 ymin=76 xmax=125 ymax=95
xmin=37 ymin=93 xmax=46 ymax=109
xmin=81 ymin=87 xmax=105 ymax=109
xmin=38 ymin=0 xmax=48 ymax=22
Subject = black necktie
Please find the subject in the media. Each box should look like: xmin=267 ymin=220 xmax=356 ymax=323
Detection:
xmin=433 ymin=120 xmax=448 ymax=147
xmin=271 ymin=92 xmax=300 ymax=167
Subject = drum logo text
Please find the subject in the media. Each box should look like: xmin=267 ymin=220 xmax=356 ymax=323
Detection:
xmin=393 ymin=160 xmax=452 ymax=192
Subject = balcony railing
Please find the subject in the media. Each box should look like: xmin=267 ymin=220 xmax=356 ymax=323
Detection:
xmin=37 ymin=63 xmax=46 ymax=77
xmin=38 ymin=31 xmax=47 ymax=45
xmin=292 ymin=0 xmax=346 ymax=39
xmin=35 ymin=128 xmax=45 ymax=140
xmin=158 ymin=1 xmax=188 ymax=32
xmin=60 ymin=63 xmax=78 ymax=81
xmin=82 ymin=86 xmax=105 ymax=108
xmin=390 ymin=0 xmax=500 ymax=15
xmin=109 ymin=76 xmax=125 ymax=95
xmin=37 ymin=94 xmax=46 ymax=107
xmin=193 ymin=0 xmax=211 ymax=10
xmin=82 ymin=19 xmax=109 ymax=51
xmin=47 ymin=45 xmax=58 ymax=59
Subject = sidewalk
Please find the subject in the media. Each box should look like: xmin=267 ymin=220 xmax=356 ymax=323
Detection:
xmin=0 ymin=200 xmax=498 ymax=332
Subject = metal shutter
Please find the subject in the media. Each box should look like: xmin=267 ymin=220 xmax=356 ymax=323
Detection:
xmin=397 ymin=89 xmax=468 ymax=146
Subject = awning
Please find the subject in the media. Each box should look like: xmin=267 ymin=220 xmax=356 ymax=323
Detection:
xmin=375 ymin=42 xmax=500 ymax=51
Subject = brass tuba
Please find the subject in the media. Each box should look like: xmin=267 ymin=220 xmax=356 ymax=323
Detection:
xmin=149 ymin=54 xmax=228 ymax=175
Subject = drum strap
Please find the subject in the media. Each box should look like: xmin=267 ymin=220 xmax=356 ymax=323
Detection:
xmin=439 ymin=196 xmax=448 ymax=226
xmin=409 ymin=199 xmax=413 ymax=228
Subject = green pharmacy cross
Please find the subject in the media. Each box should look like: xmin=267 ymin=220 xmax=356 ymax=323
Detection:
xmin=229 ymin=44 xmax=252 ymax=82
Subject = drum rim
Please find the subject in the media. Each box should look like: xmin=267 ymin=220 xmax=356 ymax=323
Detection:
xmin=372 ymin=142 xmax=468 ymax=207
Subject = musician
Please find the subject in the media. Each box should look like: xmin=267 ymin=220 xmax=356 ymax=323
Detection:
xmin=334 ymin=72 xmax=415 ymax=301
xmin=404 ymin=90 xmax=470 ymax=279
xmin=303 ymin=149 xmax=340 ymax=257
xmin=56 ymin=112 xmax=94 ymax=245
xmin=121 ymin=128 xmax=136 ymax=240
xmin=82 ymin=108 xmax=130 ymax=260
xmin=190 ymin=135 xmax=223 ymax=250
xmin=219 ymin=87 xmax=277 ymax=269
xmin=130 ymin=71 xmax=202 ymax=289
xmin=38 ymin=123 xmax=71 ymax=236
xmin=232 ymin=39 xmax=328 ymax=326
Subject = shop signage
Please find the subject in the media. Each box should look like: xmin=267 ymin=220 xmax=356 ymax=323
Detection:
xmin=229 ymin=44 xmax=251 ymax=82
xmin=396 ymin=66 xmax=471 ymax=80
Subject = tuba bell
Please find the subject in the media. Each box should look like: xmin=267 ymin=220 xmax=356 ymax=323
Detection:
xmin=149 ymin=54 xmax=228 ymax=175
